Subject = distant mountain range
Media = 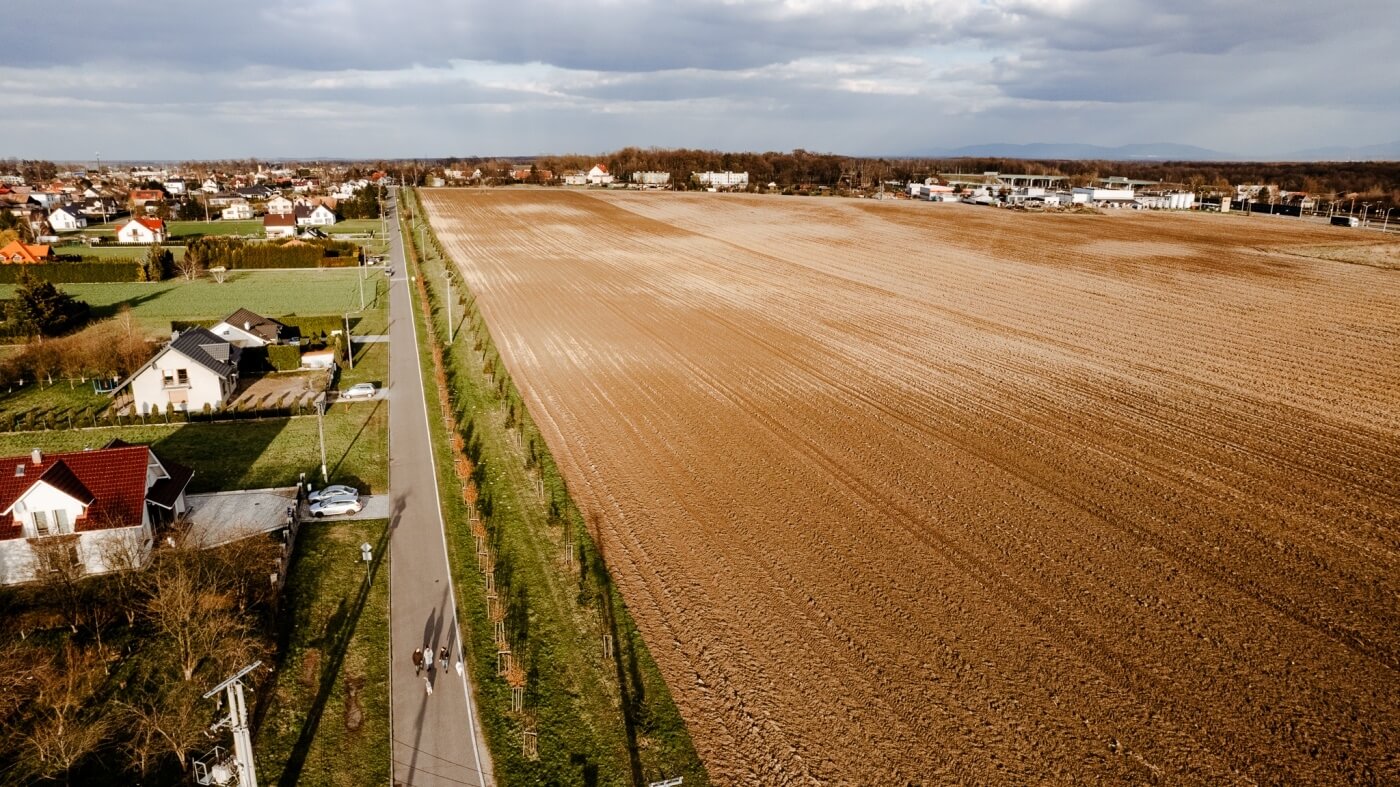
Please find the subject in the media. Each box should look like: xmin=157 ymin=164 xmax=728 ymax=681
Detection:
xmin=922 ymin=141 xmax=1400 ymax=162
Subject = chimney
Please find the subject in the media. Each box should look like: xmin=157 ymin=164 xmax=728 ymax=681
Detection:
xmin=31 ymin=448 xmax=42 ymax=465
xmin=244 ymin=321 xmax=251 ymax=330
xmin=172 ymin=330 xmax=180 ymax=342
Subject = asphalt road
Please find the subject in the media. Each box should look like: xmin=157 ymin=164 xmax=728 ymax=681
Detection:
xmin=386 ymin=188 xmax=494 ymax=787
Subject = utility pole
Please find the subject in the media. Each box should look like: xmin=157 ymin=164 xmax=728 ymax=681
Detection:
xmin=444 ymin=271 xmax=453 ymax=343
xmin=316 ymin=393 xmax=328 ymax=481
xmin=203 ymin=662 xmax=262 ymax=787
xmin=343 ymin=312 xmax=354 ymax=370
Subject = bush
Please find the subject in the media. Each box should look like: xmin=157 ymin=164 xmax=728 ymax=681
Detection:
xmin=267 ymin=344 xmax=302 ymax=371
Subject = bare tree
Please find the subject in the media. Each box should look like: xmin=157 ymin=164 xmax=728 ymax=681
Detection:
xmin=120 ymin=683 xmax=211 ymax=775
xmin=29 ymin=536 xmax=86 ymax=633
xmin=143 ymin=551 xmax=251 ymax=682
xmin=14 ymin=642 xmax=112 ymax=783
xmin=173 ymin=253 xmax=204 ymax=282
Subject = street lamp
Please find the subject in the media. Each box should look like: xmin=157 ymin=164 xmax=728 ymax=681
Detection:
xmin=1383 ymin=208 xmax=1397 ymax=234
xmin=1361 ymin=203 xmax=1372 ymax=227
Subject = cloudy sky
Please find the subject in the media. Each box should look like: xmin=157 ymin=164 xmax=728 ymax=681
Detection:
xmin=5 ymin=0 xmax=1398 ymax=160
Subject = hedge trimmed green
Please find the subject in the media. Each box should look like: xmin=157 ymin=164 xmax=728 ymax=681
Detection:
xmin=267 ymin=344 xmax=302 ymax=371
xmin=0 ymin=262 xmax=142 ymax=283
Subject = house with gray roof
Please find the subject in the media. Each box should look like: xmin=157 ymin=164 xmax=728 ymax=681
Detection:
xmin=112 ymin=328 xmax=242 ymax=415
xmin=209 ymin=307 xmax=298 ymax=348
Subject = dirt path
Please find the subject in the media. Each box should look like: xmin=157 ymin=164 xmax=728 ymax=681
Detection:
xmin=423 ymin=189 xmax=1400 ymax=784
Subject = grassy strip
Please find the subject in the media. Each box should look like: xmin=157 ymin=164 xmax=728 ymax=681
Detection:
xmin=0 ymin=269 xmax=384 ymax=336
xmin=402 ymin=190 xmax=707 ymax=784
xmin=168 ymin=220 xmax=264 ymax=238
xmin=256 ymin=518 xmax=392 ymax=787
xmin=0 ymin=403 xmax=387 ymax=493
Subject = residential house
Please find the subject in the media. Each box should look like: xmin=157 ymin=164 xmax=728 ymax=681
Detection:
xmin=128 ymin=189 xmax=165 ymax=211
xmin=79 ymin=196 xmax=121 ymax=221
xmin=163 ymin=178 xmax=188 ymax=196
xmin=630 ymin=171 xmax=671 ymax=187
xmin=115 ymin=217 xmax=167 ymax=244
xmin=209 ymin=308 xmax=298 ymax=348
xmin=115 ymin=328 xmax=241 ymax=415
xmin=201 ymin=178 xmax=221 ymax=193
xmin=48 ymin=205 xmax=88 ymax=232
xmin=586 ymin=165 xmax=613 ymax=186
xmin=221 ymin=200 xmax=253 ymax=221
xmin=294 ymin=204 xmax=337 ymax=227
xmin=266 ymin=195 xmax=294 ymax=215
xmin=694 ymin=171 xmax=749 ymax=189
xmin=264 ymin=212 xmax=297 ymax=239
xmin=235 ymin=185 xmax=274 ymax=201
xmin=28 ymin=192 xmax=67 ymax=210
xmin=207 ymin=191 xmax=242 ymax=209
xmin=0 ymin=241 xmax=52 ymax=263
xmin=562 ymin=171 xmax=587 ymax=186
xmin=0 ymin=443 xmax=193 ymax=584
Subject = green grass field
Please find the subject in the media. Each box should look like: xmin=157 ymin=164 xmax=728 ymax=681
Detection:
xmin=0 ymin=401 xmax=387 ymax=493
xmin=0 ymin=269 xmax=383 ymax=335
xmin=257 ymin=517 xmax=391 ymax=787
xmin=168 ymin=219 xmax=263 ymax=238
xmin=328 ymin=219 xmax=384 ymax=236
xmin=53 ymin=244 xmax=188 ymax=261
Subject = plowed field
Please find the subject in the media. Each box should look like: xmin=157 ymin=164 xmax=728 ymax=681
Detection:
xmin=422 ymin=189 xmax=1400 ymax=784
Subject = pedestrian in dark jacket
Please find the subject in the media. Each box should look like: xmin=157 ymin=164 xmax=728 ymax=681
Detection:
xmin=439 ymin=646 xmax=449 ymax=672
xmin=412 ymin=648 xmax=424 ymax=675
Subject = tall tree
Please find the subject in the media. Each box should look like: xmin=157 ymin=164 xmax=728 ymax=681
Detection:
xmin=6 ymin=272 xmax=90 ymax=336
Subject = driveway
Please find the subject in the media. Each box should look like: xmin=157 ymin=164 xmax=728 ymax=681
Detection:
xmin=300 ymin=494 xmax=389 ymax=521
xmin=184 ymin=488 xmax=298 ymax=548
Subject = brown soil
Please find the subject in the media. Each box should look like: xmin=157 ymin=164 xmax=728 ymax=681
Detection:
xmin=422 ymin=189 xmax=1400 ymax=785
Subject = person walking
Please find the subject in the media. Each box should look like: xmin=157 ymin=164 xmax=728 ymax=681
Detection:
xmin=439 ymin=646 xmax=449 ymax=672
xmin=412 ymin=648 xmax=423 ymax=675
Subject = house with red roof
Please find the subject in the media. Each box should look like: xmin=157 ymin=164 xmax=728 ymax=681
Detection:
xmin=0 ymin=241 xmax=52 ymax=263
xmin=0 ymin=442 xmax=193 ymax=584
xmin=586 ymin=164 xmax=614 ymax=186
xmin=115 ymin=217 xmax=167 ymax=244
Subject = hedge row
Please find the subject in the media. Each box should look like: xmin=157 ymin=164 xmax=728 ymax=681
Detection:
xmin=0 ymin=262 xmax=143 ymax=283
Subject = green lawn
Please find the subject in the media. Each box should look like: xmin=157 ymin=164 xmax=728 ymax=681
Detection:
xmin=168 ymin=219 xmax=263 ymax=238
xmin=0 ymin=269 xmax=380 ymax=336
xmin=52 ymin=244 xmax=188 ymax=261
xmin=0 ymin=380 xmax=109 ymax=426
xmin=0 ymin=401 xmax=387 ymax=493
xmin=328 ymin=219 xmax=384 ymax=236
xmin=340 ymin=333 xmax=388 ymax=390
xmin=257 ymin=518 xmax=391 ymax=787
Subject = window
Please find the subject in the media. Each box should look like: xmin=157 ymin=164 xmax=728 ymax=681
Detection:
xmin=54 ymin=509 xmax=70 ymax=534
xmin=163 ymin=369 xmax=176 ymax=387
xmin=33 ymin=510 xmax=50 ymax=536
xmin=177 ymin=369 xmax=189 ymax=385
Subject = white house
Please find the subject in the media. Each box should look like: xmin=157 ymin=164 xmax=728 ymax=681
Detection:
xmin=587 ymin=164 xmax=614 ymax=186
xmin=266 ymin=195 xmax=294 ymax=215
xmin=295 ymin=204 xmax=337 ymax=227
xmin=163 ymin=178 xmax=188 ymax=196
xmin=562 ymin=171 xmax=587 ymax=186
xmin=0 ymin=442 xmax=193 ymax=585
xmin=694 ymin=171 xmax=750 ymax=189
xmin=115 ymin=217 xmax=167 ymax=244
xmin=210 ymin=308 xmax=296 ymax=348
xmin=221 ymin=201 xmax=253 ymax=221
xmin=48 ymin=205 xmax=88 ymax=232
xmin=630 ymin=171 xmax=671 ymax=187
xmin=115 ymin=328 xmax=241 ymax=415
xmin=201 ymin=178 xmax=221 ymax=193
xmin=264 ymin=213 xmax=297 ymax=239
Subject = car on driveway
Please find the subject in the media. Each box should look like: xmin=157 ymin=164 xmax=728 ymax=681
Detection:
xmin=309 ymin=496 xmax=364 ymax=518
xmin=342 ymin=383 xmax=377 ymax=399
xmin=309 ymin=484 xmax=360 ymax=504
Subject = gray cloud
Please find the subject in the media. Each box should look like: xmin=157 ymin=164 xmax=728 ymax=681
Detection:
xmin=4 ymin=0 xmax=1399 ymax=158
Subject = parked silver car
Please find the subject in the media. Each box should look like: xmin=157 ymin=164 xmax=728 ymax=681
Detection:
xmin=309 ymin=497 xmax=364 ymax=518
xmin=308 ymin=484 xmax=360 ymax=504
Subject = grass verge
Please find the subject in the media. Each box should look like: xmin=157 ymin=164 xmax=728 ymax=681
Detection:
xmin=256 ymin=518 xmax=392 ymax=787
xmin=402 ymin=190 xmax=707 ymax=785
